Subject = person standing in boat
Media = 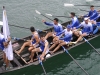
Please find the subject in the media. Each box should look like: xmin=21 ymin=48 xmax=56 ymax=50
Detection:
xmin=28 ymin=35 xmax=49 ymax=63
xmin=49 ymin=25 xmax=73 ymax=54
xmin=0 ymin=27 xmax=11 ymax=70
xmin=42 ymin=18 xmax=63 ymax=42
xmin=72 ymin=17 xmax=93 ymax=44
xmin=15 ymin=26 xmax=40 ymax=54
xmin=82 ymin=5 xmax=99 ymax=20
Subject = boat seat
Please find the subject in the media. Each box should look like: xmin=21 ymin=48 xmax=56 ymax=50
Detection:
xmin=21 ymin=53 xmax=30 ymax=58
xmin=13 ymin=56 xmax=22 ymax=67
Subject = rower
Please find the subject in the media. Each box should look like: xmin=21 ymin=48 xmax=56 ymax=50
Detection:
xmin=70 ymin=12 xmax=80 ymax=28
xmin=92 ymin=21 xmax=100 ymax=34
xmin=73 ymin=17 xmax=93 ymax=44
xmin=15 ymin=26 xmax=40 ymax=54
xmin=49 ymin=25 xmax=73 ymax=54
xmin=83 ymin=5 xmax=99 ymax=20
xmin=42 ymin=18 xmax=63 ymax=41
xmin=28 ymin=35 xmax=49 ymax=63
xmin=0 ymin=27 xmax=11 ymax=70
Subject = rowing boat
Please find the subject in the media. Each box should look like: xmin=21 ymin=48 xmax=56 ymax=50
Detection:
xmin=0 ymin=18 xmax=100 ymax=75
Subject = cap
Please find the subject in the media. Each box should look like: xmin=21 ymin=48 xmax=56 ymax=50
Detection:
xmin=67 ymin=25 xmax=72 ymax=29
xmin=84 ymin=17 xmax=88 ymax=21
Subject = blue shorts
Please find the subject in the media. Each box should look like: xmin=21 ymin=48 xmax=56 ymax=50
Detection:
xmin=32 ymin=41 xmax=36 ymax=44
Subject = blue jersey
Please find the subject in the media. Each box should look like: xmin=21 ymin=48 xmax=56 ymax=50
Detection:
xmin=32 ymin=32 xmax=40 ymax=44
xmin=76 ymin=22 xmax=93 ymax=34
xmin=71 ymin=16 xmax=79 ymax=28
xmin=58 ymin=29 xmax=73 ymax=42
xmin=0 ymin=33 xmax=5 ymax=50
xmin=44 ymin=22 xmax=63 ymax=35
xmin=84 ymin=10 xmax=98 ymax=20
xmin=40 ymin=40 xmax=48 ymax=52
xmin=93 ymin=14 xmax=100 ymax=21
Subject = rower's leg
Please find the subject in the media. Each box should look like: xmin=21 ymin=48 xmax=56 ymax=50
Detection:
xmin=28 ymin=46 xmax=34 ymax=52
xmin=93 ymin=27 xmax=99 ymax=34
xmin=73 ymin=31 xmax=80 ymax=37
xmin=3 ymin=52 xmax=6 ymax=64
xmin=45 ymin=32 xmax=53 ymax=40
xmin=17 ymin=41 xmax=31 ymax=54
xmin=6 ymin=58 xmax=10 ymax=68
xmin=53 ymin=40 xmax=64 ymax=53
xmin=76 ymin=33 xmax=87 ymax=43
xmin=52 ymin=36 xmax=59 ymax=43
xmin=29 ymin=48 xmax=41 ymax=63
xmin=49 ymin=40 xmax=59 ymax=50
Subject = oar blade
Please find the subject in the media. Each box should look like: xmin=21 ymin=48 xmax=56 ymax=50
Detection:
xmin=64 ymin=3 xmax=74 ymax=7
xmin=35 ymin=10 xmax=41 ymax=15
xmin=86 ymin=0 xmax=93 ymax=2
xmin=0 ymin=21 xmax=3 ymax=25
xmin=45 ymin=13 xmax=52 ymax=16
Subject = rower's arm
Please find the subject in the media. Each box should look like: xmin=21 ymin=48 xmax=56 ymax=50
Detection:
xmin=56 ymin=30 xmax=65 ymax=36
xmin=96 ymin=22 xmax=100 ymax=26
xmin=44 ymin=22 xmax=54 ymax=26
xmin=90 ymin=11 xmax=98 ymax=20
xmin=33 ymin=35 xmax=40 ymax=47
xmin=93 ymin=15 xmax=100 ymax=21
xmin=3 ymin=37 xmax=11 ymax=47
xmin=59 ymin=34 xmax=72 ymax=41
xmin=42 ymin=41 xmax=48 ymax=57
xmin=89 ymin=25 xmax=93 ymax=34
xmin=76 ymin=23 xmax=82 ymax=29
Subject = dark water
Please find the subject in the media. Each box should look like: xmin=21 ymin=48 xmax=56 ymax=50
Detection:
xmin=0 ymin=0 xmax=100 ymax=75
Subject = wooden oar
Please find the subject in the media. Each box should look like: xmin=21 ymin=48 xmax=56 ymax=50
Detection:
xmin=35 ymin=10 xmax=53 ymax=21
xmin=45 ymin=13 xmax=71 ymax=18
xmin=35 ymin=10 xmax=66 ymax=28
xmin=64 ymin=3 xmax=100 ymax=7
xmin=62 ymin=46 xmax=90 ymax=75
xmin=79 ymin=9 xmax=89 ymax=12
xmin=86 ymin=0 xmax=100 ymax=2
xmin=14 ymin=50 xmax=28 ymax=64
xmin=0 ymin=21 xmax=30 ymax=29
xmin=36 ymin=52 xmax=47 ymax=75
xmin=83 ymin=37 xmax=100 ymax=55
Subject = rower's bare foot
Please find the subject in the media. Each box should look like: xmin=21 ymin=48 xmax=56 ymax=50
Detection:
xmin=70 ymin=42 xmax=77 ymax=44
xmin=50 ymin=51 xmax=54 ymax=55
xmin=14 ymin=50 xmax=20 ymax=55
xmin=28 ymin=60 xmax=33 ymax=64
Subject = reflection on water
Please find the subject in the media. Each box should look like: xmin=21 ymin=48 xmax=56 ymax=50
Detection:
xmin=46 ymin=48 xmax=100 ymax=75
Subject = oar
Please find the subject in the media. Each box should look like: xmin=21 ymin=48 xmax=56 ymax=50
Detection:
xmin=79 ymin=9 xmax=89 ymax=12
xmin=36 ymin=52 xmax=47 ymax=75
xmin=83 ymin=37 xmax=100 ymax=55
xmin=45 ymin=13 xmax=71 ymax=18
xmin=0 ymin=21 xmax=30 ymax=29
xmin=86 ymin=0 xmax=100 ymax=2
xmin=35 ymin=10 xmax=66 ymax=28
xmin=62 ymin=46 xmax=89 ymax=75
xmin=35 ymin=10 xmax=53 ymax=21
xmin=64 ymin=3 xmax=100 ymax=7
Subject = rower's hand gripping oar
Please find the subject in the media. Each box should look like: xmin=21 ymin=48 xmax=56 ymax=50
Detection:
xmin=62 ymin=46 xmax=90 ymax=75
xmin=83 ymin=37 xmax=100 ymax=55
xmin=36 ymin=52 xmax=47 ymax=75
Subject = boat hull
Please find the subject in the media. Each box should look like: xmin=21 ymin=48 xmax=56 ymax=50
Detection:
xmin=1 ymin=33 xmax=100 ymax=75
